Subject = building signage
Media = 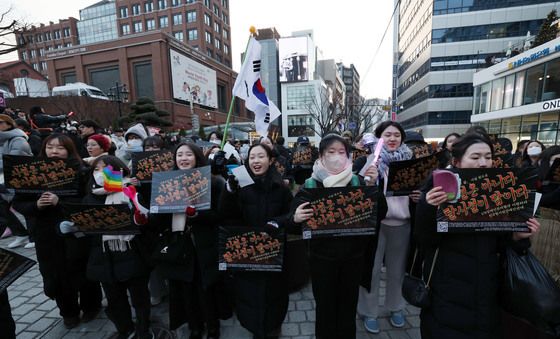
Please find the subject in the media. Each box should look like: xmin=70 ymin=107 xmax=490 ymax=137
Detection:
xmin=170 ymin=49 xmax=218 ymax=108
xmin=508 ymin=44 xmax=560 ymax=70
xmin=278 ymin=37 xmax=309 ymax=83
xmin=45 ymin=47 xmax=87 ymax=59
xmin=543 ymin=98 xmax=560 ymax=112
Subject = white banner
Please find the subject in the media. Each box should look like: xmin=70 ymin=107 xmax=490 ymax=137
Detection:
xmin=170 ymin=49 xmax=218 ymax=108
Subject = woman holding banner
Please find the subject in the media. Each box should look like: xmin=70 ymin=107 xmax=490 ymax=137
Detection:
xmin=12 ymin=134 xmax=102 ymax=329
xmin=357 ymin=121 xmax=418 ymax=334
xmin=415 ymin=133 xmax=540 ymax=339
xmin=291 ymin=133 xmax=378 ymax=339
xmin=82 ymin=155 xmax=152 ymax=339
xmin=152 ymin=142 xmax=230 ymax=339
xmin=219 ymin=143 xmax=294 ymax=339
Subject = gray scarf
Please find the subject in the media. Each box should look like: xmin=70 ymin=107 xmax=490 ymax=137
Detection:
xmin=378 ymin=143 xmax=413 ymax=177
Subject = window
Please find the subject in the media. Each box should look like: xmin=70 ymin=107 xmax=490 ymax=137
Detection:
xmin=213 ymin=4 xmax=219 ymax=16
xmin=145 ymin=1 xmax=154 ymax=12
xmin=288 ymin=114 xmax=315 ymax=137
xmin=187 ymin=28 xmax=198 ymax=40
xmin=61 ymin=72 xmax=76 ymax=85
xmin=216 ymin=54 xmax=222 ymax=62
xmin=187 ymin=10 xmax=196 ymax=22
xmin=158 ymin=0 xmax=166 ymax=9
xmin=159 ymin=16 xmax=169 ymax=28
xmin=45 ymin=32 xmax=51 ymax=41
xmin=214 ymin=22 xmax=220 ymax=33
xmin=122 ymin=24 xmax=131 ymax=35
xmin=433 ymin=0 xmax=559 ymax=15
xmin=204 ymin=13 xmax=211 ymax=26
xmin=63 ymin=27 xmax=71 ymax=37
xmin=30 ymin=49 xmax=36 ymax=58
xmin=222 ymin=28 xmax=228 ymax=39
xmin=286 ymin=86 xmax=315 ymax=110
xmin=222 ymin=13 xmax=228 ymax=24
xmin=171 ymin=0 xmax=180 ymax=6
xmin=524 ymin=65 xmax=545 ymax=104
xmin=543 ymin=58 xmax=560 ymax=101
xmin=173 ymin=31 xmax=184 ymax=41
xmin=54 ymin=30 xmax=61 ymax=39
xmin=119 ymin=6 xmax=129 ymax=18
xmin=134 ymin=21 xmax=143 ymax=33
xmin=134 ymin=62 xmax=154 ymax=99
xmin=224 ymin=44 xmax=229 ymax=55
xmin=214 ymin=38 xmax=220 ymax=50
xmin=205 ymin=31 xmax=212 ymax=43
xmin=514 ymin=71 xmax=525 ymax=107
xmin=479 ymin=82 xmax=491 ymax=113
xmin=146 ymin=19 xmax=156 ymax=30
xmin=432 ymin=19 xmax=544 ymax=44
xmin=55 ymin=44 xmax=62 ymax=49
xmin=217 ymin=84 xmax=226 ymax=110
xmin=36 ymin=34 xmax=42 ymax=42
xmin=221 ymin=0 xmax=228 ymax=9
xmin=490 ymin=78 xmax=504 ymax=111
xmin=21 ymin=51 xmax=27 ymax=60
xmin=503 ymin=74 xmax=515 ymax=109
xmin=173 ymin=13 xmax=182 ymax=25
xmin=89 ymin=66 xmax=120 ymax=96
xmin=27 ymin=35 xmax=34 ymax=43
xmin=207 ymin=48 xmax=213 ymax=58
xmin=204 ymin=0 xmax=210 ymax=7
xmin=41 ymin=61 xmax=47 ymax=71
xmin=39 ymin=48 xmax=45 ymax=56
xmin=32 ymin=63 xmax=38 ymax=71
xmin=132 ymin=4 xmax=141 ymax=15
xmin=64 ymin=43 xmax=72 ymax=48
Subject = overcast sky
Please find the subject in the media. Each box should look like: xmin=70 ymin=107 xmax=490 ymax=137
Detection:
xmin=1 ymin=0 xmax=394 ymax=99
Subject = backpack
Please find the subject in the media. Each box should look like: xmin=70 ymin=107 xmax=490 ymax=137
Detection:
xmin=304 ymin=174 xmax=360 ymax=188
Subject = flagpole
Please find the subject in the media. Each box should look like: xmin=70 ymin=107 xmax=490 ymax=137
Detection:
xmin=220 ymin=27 xmax=257 ymax=150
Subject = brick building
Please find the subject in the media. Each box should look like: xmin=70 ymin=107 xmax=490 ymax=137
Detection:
xmin=43 ymin=30 xmax=248 ymax=129
xmin=16 ymin=18 xmax=79 ymax=77
xmin=115 ymin=0 xmax=231 ymax=67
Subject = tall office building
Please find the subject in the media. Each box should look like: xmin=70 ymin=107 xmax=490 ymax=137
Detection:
xmin=337 ymin=62 xmax=360 ymax=107
xmin=393 ymin=0 xmax=560 ymax=139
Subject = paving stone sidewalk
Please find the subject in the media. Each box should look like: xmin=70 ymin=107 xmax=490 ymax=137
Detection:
xmin=2 ymin=237 xmax=421 ymax=339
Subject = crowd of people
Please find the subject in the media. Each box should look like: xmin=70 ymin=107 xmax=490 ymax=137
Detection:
xmin=0 ymin=105 xmax=553 ymax=339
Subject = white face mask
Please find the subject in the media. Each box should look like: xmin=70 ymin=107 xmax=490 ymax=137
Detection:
xmin=128 ymin=139 xmax=142 ymax=148
xmin=322 ymin=154 xmax=348 ymax=174
xmin=93 ymin=171 xmax=104 ymax=186
xmin=210 ymin=139 xmax=221 ymax=145
xmin=527 ymin=146 xmax=542 ymax=156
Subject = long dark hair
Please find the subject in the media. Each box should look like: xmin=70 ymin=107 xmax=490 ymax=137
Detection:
xmin=39 ymin=133 xmax=82 ymax=162
xmin=173 ymin=142 xmax=206 ymax=169
xmin=451 ymin=133 xmax=494 ymax=165
xmin=443 ymin=133 xmax=461 ymax=150
xmin=245 ymin=144 xmax=282 ymax=183
xmin=87 ymin=155 xmax=130 ymax=195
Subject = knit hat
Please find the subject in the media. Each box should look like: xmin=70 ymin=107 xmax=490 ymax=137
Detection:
xmin=0 ymin=114 xmax=16 ymax=128
xmin=88 ymin=134 xmax=111 ymax=152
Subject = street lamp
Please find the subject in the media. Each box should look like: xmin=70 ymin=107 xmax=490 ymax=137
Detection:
xmin=107 ymin=82 xmax=129 ymax=118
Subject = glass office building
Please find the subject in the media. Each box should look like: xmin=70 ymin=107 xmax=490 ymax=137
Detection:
xmin=393 ymin=0 xmax=560 ymax=139
xmin=77 ymin=0 xmax=118 ymax=45
xmin=472 ymin=37 xmax=560 ymax=145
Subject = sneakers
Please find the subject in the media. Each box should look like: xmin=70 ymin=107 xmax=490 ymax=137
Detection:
xmin=390 ymin=311 xmax=405 ymax=328
xmin=7 ymin=236 xmax=28 ymax=249
xmin=363 ymin=317 xmax=380 ymax=334
xmin=24 ymin=242 xmax=35 ymax=249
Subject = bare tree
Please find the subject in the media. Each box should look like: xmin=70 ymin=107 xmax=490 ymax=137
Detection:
xmin=0 ymin=7 xmax=29 ymax=56
xmin=303 ymin=85 xmax=344 ymax=137
xmin=345 ymin=97 xmax=387 ymax=137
